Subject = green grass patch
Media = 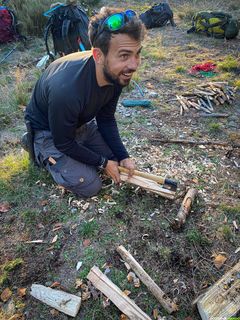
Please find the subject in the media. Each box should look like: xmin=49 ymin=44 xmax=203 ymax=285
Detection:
xmin=186 ymin=229 xmax=210 ymax=246
xmin=208 ymin=122 xmax=222 ymax=134
xmin=218 ymin=56 xmax=239 ymax=72
xmin=0 ymin=152 xmax=29 ymax=181
xmin=79 ymin=220 xmax=99 ymax=238
xmin=175 ymin=66 xmax=186 ymax=73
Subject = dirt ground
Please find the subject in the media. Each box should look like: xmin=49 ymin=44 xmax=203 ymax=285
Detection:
xmin=0 ymin=0 xmax=240 ymax=319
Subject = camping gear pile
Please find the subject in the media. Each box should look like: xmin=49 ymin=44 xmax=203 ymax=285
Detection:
xmin=176 ymin=82 xmax=236 ymax=115
xmin=187 ymin=11 xmax=239 ymax=39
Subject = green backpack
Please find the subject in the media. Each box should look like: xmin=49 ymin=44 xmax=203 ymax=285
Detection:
xmin=187 ymin=11 xmax=239 ymax=39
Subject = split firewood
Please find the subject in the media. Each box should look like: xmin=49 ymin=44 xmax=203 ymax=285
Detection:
xmin=172 ymin=188 xmax=198 ymax=229
xmin=119 ymin=172 xmax=176 ymax=200
xmin=87 ymin=266 xmax=151 ymax=320
xmin=176 ymin=82 xmax=235 ymax=115
xmin=116 ymin=246 xmax=178 ymax=314
xmin=30 ymin=284 xmax=81 ymax=317
xmin=195 ymin=261 xmax=240 ymax=320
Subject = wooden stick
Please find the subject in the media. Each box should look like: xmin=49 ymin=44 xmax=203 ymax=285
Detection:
xmin=30 ymin=284 xmax=81 ymax=317
xmin=87 ymin=266 xmax=151 ymax=320
xmin=116 ymin=245 xmax=178 ymax=314
xmin=172 ymin=188 xmax=198 ymax=228
xmin=118 ymin=166 xmax=176 ymax=188
xmin=199 ymin=113 xmax=229 ymax=118
xmin=150 ymin=138 xmax=240 ymax=148
xmin=119 ymin=172 xmax=176 ymax=199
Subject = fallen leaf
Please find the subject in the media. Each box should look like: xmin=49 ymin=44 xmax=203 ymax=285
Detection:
xmin=120 ymin=314 xmax=129 ymax=320
xmin=51 ymin=235 xmax=58 ymax=244
xmin=0 ymin=202 xmax=11 ymax=213
xmin=127 ymin=272 xmax=136 ymax=283
xmin=213 ymin=254 xmax=227 ymax=269
xmin=50 ymin=309 xmax=60 ymax=317
xmin=82 ymin=203 xmax=90 ymax=211
xmin=123 ymin=290 xmax=131 ymax=296
xmin=1 ymin=287 xmax=12 ymax=302
xmin=83 ymin=239 xmax=91 ymax=247
xmin=82 ymin=291 xmax=91 ymax=301
xmin=133 ymin=277 xmax=140 ymax=288
xmin=153 ymin=308 xmax=159 ymax=319
xmin=102 ymin=295 xmax=110 ymax=308
xmin=76 ymin=261 xmax=83 ymax=271
xmin=40 ymin=199 xmax=48 ymax=206
xmin=17 ymin=287 xmax=27 ymax=297
xmin=235 ymin=247 xmax=240 ymax=254
xmin=8 ymin=314 xmax=24 ymax=320
xmin=50 ymin=282 xmax=61 ymax=288
xmin=75 ymin=278 xmax=83 ymax=289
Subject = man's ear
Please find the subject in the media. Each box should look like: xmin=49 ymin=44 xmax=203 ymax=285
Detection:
xmin=92 ymin=48 xmax=105 ymax=65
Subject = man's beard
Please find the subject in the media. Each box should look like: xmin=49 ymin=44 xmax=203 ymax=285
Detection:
xmin=103 ymin=63 xmax=132 ymax=87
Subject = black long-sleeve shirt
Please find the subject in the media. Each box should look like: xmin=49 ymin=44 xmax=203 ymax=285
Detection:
xmin=25 ymin=51 xmax=129 ymax=166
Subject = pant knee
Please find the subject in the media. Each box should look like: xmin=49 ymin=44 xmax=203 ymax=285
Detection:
xmin=70 ymin=176 xmax=102 ymax=198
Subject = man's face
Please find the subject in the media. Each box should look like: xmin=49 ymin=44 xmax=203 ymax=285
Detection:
xmin=102 ymin=33 xmax=142 ymax=87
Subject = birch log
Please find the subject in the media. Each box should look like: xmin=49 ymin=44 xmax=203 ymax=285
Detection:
xmin=173 ymin=188 xmax=198 ymax=228
xmin=30 ymin=284 xmax=81 ymax=317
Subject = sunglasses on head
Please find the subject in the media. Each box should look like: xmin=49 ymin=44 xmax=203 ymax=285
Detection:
xmin=93 ymin=10 xmax=137 ymax=45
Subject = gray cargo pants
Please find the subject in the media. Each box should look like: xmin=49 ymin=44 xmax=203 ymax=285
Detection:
xmin=34 ymin=120 xmax=115 ymax=198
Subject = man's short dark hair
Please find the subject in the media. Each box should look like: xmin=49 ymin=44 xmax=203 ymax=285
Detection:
xmin=88 ymin=7 xmax=145 ymax=55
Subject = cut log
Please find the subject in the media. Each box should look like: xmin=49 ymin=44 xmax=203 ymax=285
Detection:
xmin=172 ymin=188 xmax=198 ymax=228
xmin=119 ymin=172 xmax=176 ymax=200
xmin=116 ymin=245 xmax=178 ymax=314
xmin=87 ymin=266 xmax=151 ymax=320
xmin=30 ymin=284 xmax=81 ymax=317
xmin=196 ymin=261 xmax=240 ymax=320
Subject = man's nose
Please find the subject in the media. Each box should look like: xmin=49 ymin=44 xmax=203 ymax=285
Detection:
xmin=128 ymin=56 xmax=139 ymax=71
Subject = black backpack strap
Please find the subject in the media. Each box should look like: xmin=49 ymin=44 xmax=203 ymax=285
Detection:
xmin=44 ymin=21 xmax=55 ymax=60
xmin=62 ymin=18 xmax=72 ymax=54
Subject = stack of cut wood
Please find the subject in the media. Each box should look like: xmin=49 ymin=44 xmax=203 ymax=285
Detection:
xmin=176 ymin=82 xmax=236 ymax=115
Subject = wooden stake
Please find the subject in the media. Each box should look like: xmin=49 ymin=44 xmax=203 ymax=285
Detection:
xmin=87 ymin=266 xmax=151 ymax=320
xmin=172 ymin=188 xmax=198 ymax=228
xmin=30 ymin=284 xmax=81 ymax=317
xmin=116 ymin=245 xmax=178 ymax=314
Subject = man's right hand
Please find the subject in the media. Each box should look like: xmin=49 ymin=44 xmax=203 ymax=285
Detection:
xmin=104 ymin=160 xmax=120 ymax=184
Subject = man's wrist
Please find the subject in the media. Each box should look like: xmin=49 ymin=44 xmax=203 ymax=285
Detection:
xmin=98 ymin=156 xmax=108 ymax=170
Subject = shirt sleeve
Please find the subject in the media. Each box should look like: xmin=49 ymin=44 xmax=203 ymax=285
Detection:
xmin=47 ymin=85 xmax=103 ymax=166
xmin=96 ymin=89 xmax=129 ymax=161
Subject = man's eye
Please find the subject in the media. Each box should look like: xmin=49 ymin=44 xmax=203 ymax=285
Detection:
xmin=120 ymin=54 xmax=129 ymax=59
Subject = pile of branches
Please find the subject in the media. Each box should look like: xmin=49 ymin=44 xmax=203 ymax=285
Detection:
xmin=176 ymin=82 xmax=236 ymax=115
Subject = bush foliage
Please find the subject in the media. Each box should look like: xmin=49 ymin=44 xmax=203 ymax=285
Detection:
xmin=10 ymin=0 xmax=100 ymax=36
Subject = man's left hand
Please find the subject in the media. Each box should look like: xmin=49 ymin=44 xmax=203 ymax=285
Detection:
xmin=120 ymin=158 xmax=135 ymax=176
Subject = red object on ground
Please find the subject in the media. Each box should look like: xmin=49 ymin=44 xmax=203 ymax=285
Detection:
xmin=189 ymin=62 xmax=217 ymax=74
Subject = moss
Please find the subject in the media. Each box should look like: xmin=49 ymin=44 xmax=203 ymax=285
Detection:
xmin=0 ymin=271 xmax=9 ymax=286
xmin=3 ymin=258 xmax=24 ymax=272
